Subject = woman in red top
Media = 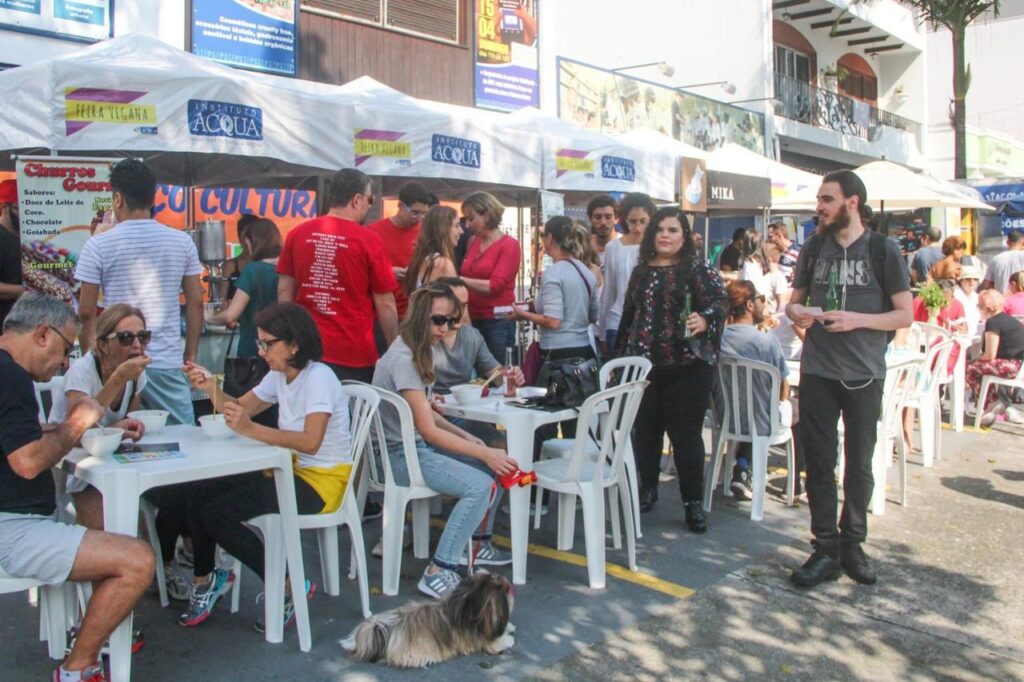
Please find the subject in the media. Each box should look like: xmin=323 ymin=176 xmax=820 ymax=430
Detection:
xmin=459 ymin=192 xmax=521 ymax=360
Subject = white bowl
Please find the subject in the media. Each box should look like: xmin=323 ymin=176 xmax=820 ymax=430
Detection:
xmin=127 ymin=409 xmax=168 ymax=434
xmin=450 ymin=383 xmax=484 ymax=405
xmin=517 ymin=386 xmax=547 ymax=399
xmin=199 ymin=414 xmax=234 ymax=439
xmin=81 ymin=427 xmax=125 ymax=457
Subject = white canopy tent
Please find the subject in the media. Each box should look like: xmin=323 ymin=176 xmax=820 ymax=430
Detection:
xmin=706 ymin=143 xmax=822 ymax=212
xmin=504 ymin=109 xmax=678 ymax=201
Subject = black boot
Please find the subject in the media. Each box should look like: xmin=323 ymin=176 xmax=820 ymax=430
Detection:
xmin=639 ymin=487 xmax=658 ymax=513
xmin=790 ymin=545 xmax=842 ymax=588
xmin=683 ymin=501 xmax=707 ymax=534
xmin=840 ymin=543 xmax=877 ymax=585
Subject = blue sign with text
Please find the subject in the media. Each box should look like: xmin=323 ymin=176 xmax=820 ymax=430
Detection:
xmin=188 ymin=99 xmax=264 ymax=141
xmin=190 ymin=0 xmax=297 ymax=76
xmin=431 ymin=134 xmax=482 ymax=169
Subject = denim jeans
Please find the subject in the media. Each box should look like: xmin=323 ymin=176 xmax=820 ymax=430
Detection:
xmin=798 ymin=374 xmax=883 ymax=548
xmin=142 ymin=367 xmax=196 ymax=426
xmin=473 ymin=319 xmax=517 ymax=366
xmin=388 ymin=439 xmax=502 ymax=570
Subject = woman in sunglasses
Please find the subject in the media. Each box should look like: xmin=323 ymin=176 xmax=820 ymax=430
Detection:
xmin=181 ymin=302 xmax=350 ymax=629
xmin=50 ymin=304 xmax=150 ymax=516
xmin=373 ymin=283 xmax=519 ymax=599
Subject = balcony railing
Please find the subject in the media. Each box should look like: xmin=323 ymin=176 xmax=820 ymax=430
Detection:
xmin=774 ymin=73 xmax=920 ymax=141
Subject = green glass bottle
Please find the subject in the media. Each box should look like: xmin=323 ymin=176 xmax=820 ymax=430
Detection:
xmin=825 ymin=269 xmax=840 ymax=311
xmin=682 ymin=290 xmax=694 ymax=339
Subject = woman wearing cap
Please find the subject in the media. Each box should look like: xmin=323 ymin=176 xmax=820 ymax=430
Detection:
xmin=955 ymin=265 xmax=982 ymax=335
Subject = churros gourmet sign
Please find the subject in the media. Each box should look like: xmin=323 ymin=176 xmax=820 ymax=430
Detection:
xmin=16 ymin=157 xmax=114 ymax=304
xmin=354 ymin=129 xmax=411 ymax=167
xmin=64 ymin=87 xmax=157 ymax=136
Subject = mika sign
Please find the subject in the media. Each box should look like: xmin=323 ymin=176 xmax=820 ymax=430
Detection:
xmin=187 ymin=99 xmax=263 ymax=141
xmin=431 ymin=135 xmax=482 ymax=169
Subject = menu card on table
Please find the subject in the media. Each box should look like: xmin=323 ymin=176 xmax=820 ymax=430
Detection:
xmin=112 ymin=442 xmax=185 ymax=464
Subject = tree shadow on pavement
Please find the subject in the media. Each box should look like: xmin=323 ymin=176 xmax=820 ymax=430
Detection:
xmin=941 ymin=476 xmax=1024 ymax=511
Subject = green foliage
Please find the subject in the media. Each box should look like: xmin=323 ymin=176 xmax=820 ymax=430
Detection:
xmin=897 ymin=1 xmax=1000 ymax=31
xmin=918 ymin=281 xmax=949 ymax=311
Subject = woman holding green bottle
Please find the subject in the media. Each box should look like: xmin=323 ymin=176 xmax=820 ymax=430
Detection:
xmin=616 ymin=207 xmax=729 ymax=532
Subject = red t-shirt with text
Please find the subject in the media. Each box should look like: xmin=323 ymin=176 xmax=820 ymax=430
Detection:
xmin=278 ymin=216 xmax=398 ymax=368
xmin=368 ymin=217 xmax=420 ymax=317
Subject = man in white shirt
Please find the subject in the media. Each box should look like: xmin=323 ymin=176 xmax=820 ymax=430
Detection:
xmin=76 ymin=160 xmax=204 ymax=426
xmin=981 ymin=229 xmax=1024 ymax=293
xmin=586 ymin=195 xmax=618 ymax=264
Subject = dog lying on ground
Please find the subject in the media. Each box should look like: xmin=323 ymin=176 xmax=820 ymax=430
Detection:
xmin=340 ymin=572 xmax=515 ymax=667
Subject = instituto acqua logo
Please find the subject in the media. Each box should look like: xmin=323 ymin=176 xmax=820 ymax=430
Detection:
xmin=188 ymin=99 xmax=263 ymax=141
xmin=64 ymin=87 xmax=157 ymax=136
xmin=431 ymin=134 xmax=481 ymax=169
xmin=355 ymin=129 xmax=411 ymax=167
xmin=555 ymin=149 xmax=595 ymax=178
xmin=600 ymin=155 xmax=635 ymax=182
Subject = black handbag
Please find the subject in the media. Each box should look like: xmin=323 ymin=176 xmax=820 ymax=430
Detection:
xmin=221 ymin=271 xmax=278 ymax=427
xmin=537 ymin=355 xmax=600 ymax=409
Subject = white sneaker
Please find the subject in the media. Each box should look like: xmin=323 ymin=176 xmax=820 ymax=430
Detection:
xmin=371 ymin=525 xmax=413 ymax=558
xmin=163 ymin=562 xmax=193 ymax=602
xmin=1006 ymin=406 xmax=1024 ymax=425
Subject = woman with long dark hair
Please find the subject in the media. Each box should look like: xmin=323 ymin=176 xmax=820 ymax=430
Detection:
xmin=616 ymin=207 xmax=729 ymax=532
xmin=404 ymin=205 xmax=462 ymax=299
xmin=373 ymin=283 xmax=519 ymax=599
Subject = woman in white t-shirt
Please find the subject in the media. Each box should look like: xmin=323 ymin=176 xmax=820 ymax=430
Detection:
xmin=51 ymin=304 xmax=150 ymax=523
xmin=182 ymin=302 xmax=352 ymax=629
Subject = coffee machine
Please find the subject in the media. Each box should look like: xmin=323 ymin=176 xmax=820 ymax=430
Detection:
xmin=187 ymin=220 xmax=229 ymax=305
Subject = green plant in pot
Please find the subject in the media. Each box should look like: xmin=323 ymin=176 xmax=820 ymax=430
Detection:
xmin=918 ymin=281 xmax=948 ymax=324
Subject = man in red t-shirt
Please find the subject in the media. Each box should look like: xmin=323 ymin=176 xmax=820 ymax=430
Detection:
xmin=277 ymin=168 xmax=398 ymax=383
xmin=367 ymin=182 xmax=437 ymax=318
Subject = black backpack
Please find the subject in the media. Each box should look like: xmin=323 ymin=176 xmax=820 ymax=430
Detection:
xmin=799 ymin=230 xmax=905 ymax=342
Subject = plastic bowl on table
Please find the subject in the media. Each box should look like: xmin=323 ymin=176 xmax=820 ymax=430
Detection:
xmin=450 ymin=383 xmax=485 ymax=405
xmin=127 ymin=409 xmax=169 ymax=434
xmin=81 ymin=427 xmax=125 ymax=457
xmin=517 ymin=386 xmax=547 ymax=399
xmin=199 ymin=414 xmax=234 ymax=439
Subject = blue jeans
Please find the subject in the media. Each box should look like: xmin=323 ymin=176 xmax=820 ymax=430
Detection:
xmin=605 ymin=330 xmax=618 ymax=353
xmin=473 ymin=319 xmax=516 ymax=366
xmin=142 ymin=367 xmax=196 ymax=426
xmin=387 ymin=439 xmax=502 ymax=570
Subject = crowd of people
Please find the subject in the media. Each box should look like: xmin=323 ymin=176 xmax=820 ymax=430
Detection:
xmin=2 ymin=158 xmax=1024 ymax=681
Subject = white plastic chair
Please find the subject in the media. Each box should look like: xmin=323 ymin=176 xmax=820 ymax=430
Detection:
xmin=370 ymin=386 xmax=442 ymax=597
xmin=33 ymin=377 xmax=65 ymax=423
xmin=531 ymin=381 xmax=648 ymax=589
xmin=878 ymin=360 xmax=921 ymax=508
xmin=534 ymin=356 xmax=652 ymax=544
xmin=704 ymin=356 xmax=796 ymax=522
xmin=2 ymin=566 xmax=68 ymax=659
xmin=237 ymin=384 xmax=378 ymax=619
xmin=973 ymin=361 xmax=1024 ymax=429
xmin=904 ymin=339 xmax=954 ymax=467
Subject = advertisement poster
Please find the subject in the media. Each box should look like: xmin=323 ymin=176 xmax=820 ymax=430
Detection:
xmin=16 ymin=156 xmax=113 ymax=304
xmin=558 ymin=58 xmax=765 ymax=154
xmin=190 ymin=0 xmax=298 ymax=76
xmin=474 ymin=0 xmax=539 ymax=112
xmin=681 ymin=158 xmax=707 ymax=213
xmin=153 ymin=185 xmax=317 ymax=251
xmin=0 ymin=0 xmax=111 ymax=43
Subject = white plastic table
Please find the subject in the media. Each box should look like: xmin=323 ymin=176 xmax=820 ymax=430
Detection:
xmin=62 ymin=425 xmax=311 ymax=682
xmin=436 ymin=395 xmax=576 ymax=585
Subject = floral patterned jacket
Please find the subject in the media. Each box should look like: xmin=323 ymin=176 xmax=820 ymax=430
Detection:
xmin=615 ymin=258 xmax=729 ymax=367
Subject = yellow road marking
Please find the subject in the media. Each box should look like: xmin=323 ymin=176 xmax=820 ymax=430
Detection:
xmin=941 ymin=423 xmax=983 ymax=433
xmin=428 ymin=518 xmax=696 ymax=599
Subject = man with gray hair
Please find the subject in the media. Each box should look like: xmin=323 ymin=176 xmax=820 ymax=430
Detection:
xmin=0 ymin=293 xmax=154 ymax=682
xmin=910 ymin=225 xmax=943 ymax=285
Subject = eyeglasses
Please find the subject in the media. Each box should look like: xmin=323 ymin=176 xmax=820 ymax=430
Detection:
xmin=361 ymin=192 xmax=375 ymax=207
xmin=104 ymin=330 xmax=152 ymax=347
xmin=402 ymin=203 xmax=427 ymax=219
xmin=429 ymin=315 xmax=459 ymax=329
xmin=256 ymin=337 xmax=285 ymax=352
xmin=47 ymin=325 xmax=74 ymax=357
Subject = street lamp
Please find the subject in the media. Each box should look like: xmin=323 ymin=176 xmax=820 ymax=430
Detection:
xmin=611 ymin=61 xmax=676 ymax=77
xmin=677 ymin=80 xmax=737 ymax=95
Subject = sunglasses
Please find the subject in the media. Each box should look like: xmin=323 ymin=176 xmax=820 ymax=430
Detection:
xmin=48 ymin=325 xmax=74 ymax=357
xmin=402 ymin=202 xmax=427 ymax=219
xmin=104 ymin=330 xmax=152 ymax=347
xmin=256 ymin=337 xmax=285 ymax=352
xmin=362 ymin=192 xmax=375 ymax=207
xmin=429 ymin=315 xmax=459 ymax=329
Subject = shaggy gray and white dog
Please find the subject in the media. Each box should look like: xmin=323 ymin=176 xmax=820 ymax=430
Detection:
xmin=340 ymin=572 xmax=515 ymax=667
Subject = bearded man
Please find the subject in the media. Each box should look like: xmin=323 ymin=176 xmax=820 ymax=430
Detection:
xmin=785 ymin=170 xmax=912 ymax=589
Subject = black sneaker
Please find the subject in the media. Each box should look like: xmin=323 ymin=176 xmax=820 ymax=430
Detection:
xmin=683 ymin=501 xmax=708 ymax=534
xmin=362 ymin=500 xmax=383 ymax=522
xmin=790 ymin=548 xmax=842 ymax=588
xmin=730 ymin=465 xmax=752 ymax=501
xmin=639 ymin=488 xmax=658 ymax=513
xmin=840 ymin=543 xmax=877 ymax=585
